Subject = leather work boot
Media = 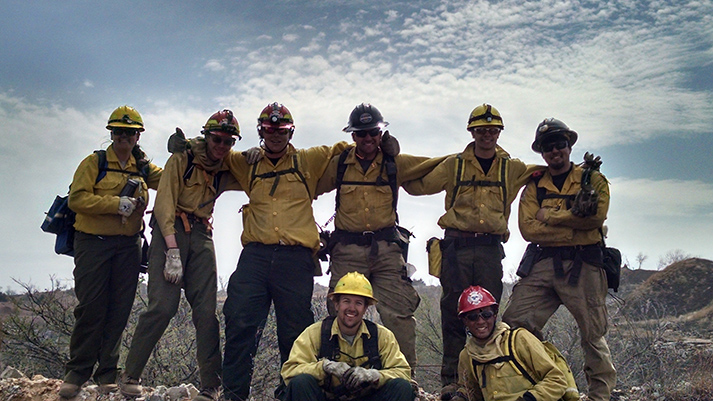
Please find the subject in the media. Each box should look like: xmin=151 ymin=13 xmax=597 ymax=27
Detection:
xmin=58 ymin=382 xmax=80 ymax=399
xmin=119 ymin=374 xmax=143 ymax=397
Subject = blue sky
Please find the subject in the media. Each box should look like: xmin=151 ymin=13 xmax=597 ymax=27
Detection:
xmin=1 ymin=0 xmax=712 ymax=291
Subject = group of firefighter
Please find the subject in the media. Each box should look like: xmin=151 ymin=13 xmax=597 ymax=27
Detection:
xmin=57 ymin=101 xmax=615 ymax=401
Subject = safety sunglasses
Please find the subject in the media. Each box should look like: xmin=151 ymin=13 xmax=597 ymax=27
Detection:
xmin=541 ymin=140 xmax=569 ymax=153
xmin=208 ymin=134 xmax=236 ymax=147
xmin=464 ymin=310 xmax=495 ymax=321
xmin=470 ymin=127 xmax=501 ymax=136
xmin=261 ymin=127 xmax=291 ymax=136
xmin=354 ymin=128 xmax=381 ymax=138
xmin=112 ymin=128 xmax=139 ymax=137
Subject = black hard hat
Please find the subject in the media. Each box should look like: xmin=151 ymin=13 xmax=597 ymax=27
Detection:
xmin=343 ymin=103 xmax=389 ymax=132
xmin=532 ymin=118 xmax=578 ymax=152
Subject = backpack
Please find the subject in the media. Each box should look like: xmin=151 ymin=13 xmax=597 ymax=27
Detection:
xmin=41 ymin=150 xmax=149 ymax=258
xmin=471 ymin=328 xmax=579 ymax=401
xmin=318 ymin=316 xmax=382 ymax=370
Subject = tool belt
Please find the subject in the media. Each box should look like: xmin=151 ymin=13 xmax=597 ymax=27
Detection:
xmin=332 ymin=226 xmax=401 ymax=262
xmin=176 ymin=211 xmax=212 ymax=233
xmin=534 ymin=244 xmax=602 ymax=286
xmin=444 ymin=228 xmax=502 ymax=247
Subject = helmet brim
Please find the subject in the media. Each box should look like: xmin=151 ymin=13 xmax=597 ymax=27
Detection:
xmin=532 ymin=130 xmax=578 ymax=152
xmin=107 ymin=123 xmax=145 ymax=132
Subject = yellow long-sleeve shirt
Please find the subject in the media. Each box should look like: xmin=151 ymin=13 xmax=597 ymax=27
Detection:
xmin=225 ymin=142 xmax=349 ymax=251
xmin=68 ymin=145 xmax=162 ymax=236
xmin=403 ymin=143 xmax=540 ymax=240
xmin=315 ymin=149 xmax=446 ymax=232
xmin=518 ymin=163 xmax=609 ymax=247
xmin=457 ymin=322 xmax=568 ymax=401
xmin=153 ymin=150 xmax=242 ymax=237
xmin=281 ymin=318 xmax=411 ymax=392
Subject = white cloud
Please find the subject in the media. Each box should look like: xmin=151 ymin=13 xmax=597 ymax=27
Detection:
xmin=83 ymin=80 xmax=94 ymax=88
xmin=204 ymin=59 xmax=225 ymax=71
xmin=283 ymin=33 xmax=299 ymax=42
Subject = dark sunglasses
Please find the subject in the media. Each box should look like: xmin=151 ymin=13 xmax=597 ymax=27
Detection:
xmin=541 ymin=140 xmax=569 ymax=153
xmin=208 ymin=134 xmax=236 ymax=147
xmin=354 ymin=128 xmax=381 ymax=138
xmin=112 ymin=128 xmax=139 ymax=137
xmin=464 ymin=310 xmax=495 ymax=321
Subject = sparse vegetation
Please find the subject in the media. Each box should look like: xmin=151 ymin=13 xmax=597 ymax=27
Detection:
xmin=2 ymin=258 xmax=713 ymax=401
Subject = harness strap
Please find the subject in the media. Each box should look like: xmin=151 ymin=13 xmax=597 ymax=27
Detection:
xmin=450 ymin=153 xmax=508 ymax=210
xmin=250 ymin=154 xmax=311 ymax=198
xmin=335 ymin=149 xmax=399 ymax=222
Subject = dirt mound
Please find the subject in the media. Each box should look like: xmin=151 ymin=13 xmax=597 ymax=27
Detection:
xmin=623 ymin=258 xmax=713 ymax=321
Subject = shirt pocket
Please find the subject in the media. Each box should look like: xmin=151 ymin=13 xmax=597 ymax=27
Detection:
xmin=483 ymin=185 xmax=505 ymax=213
xmin=337 ymin=185 xmax=359 ymax=213
xmin=371 ymin=185 xmax=394 ymax=216
xmin=94 ymin=174 xmax=124 ymax=197
xmin=279 ymin=174 xmax=310 ymax=200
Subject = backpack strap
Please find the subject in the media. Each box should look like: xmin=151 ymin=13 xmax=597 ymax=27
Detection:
xmin=450 ymin=154 xmax=508 ymax=211
xmin=471 ymin=328 xmax=535 ymax=389
xmin=181 ymin=151 xmax=227 ymax=209
xmin=335 ymin=149 xmax=400 ymax=222
xmin=250 ymin=154 xmax=311 ymax=198
xmin=94 ymin=150 xmax=149 ymax=183
xmin=317 ymin=316 xmax=382 ymax=370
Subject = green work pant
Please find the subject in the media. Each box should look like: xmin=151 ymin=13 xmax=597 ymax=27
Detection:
xmin=502 ymin=257 xmax=616 ymax=401
xmin=124 ymin=220 xmax=221 ymax=388
xmin=64 ymin=231 xmax=141 ymax=386
xmin=328 ymin=240 xmax=420 ymax=370
xmin=439 ymin=241 xmax=504 ymax=386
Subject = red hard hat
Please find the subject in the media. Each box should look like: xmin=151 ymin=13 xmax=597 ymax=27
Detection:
xmin=257 ymin=102 xmax=294 ymax=129
xmin=458 ymin=286 xmax=498 ymax=316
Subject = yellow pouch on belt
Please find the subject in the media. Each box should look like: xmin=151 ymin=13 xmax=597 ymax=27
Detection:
xmin=426 ymin=237 xmax=442 ymax=278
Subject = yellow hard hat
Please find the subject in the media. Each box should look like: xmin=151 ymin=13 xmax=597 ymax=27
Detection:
xmin=467 ymin=104 xmax=504 ymax=130
xmin=329 ymin=272 xmax=378 ymax=305
xmin=106 ymin=105 xmax=145 ymax=131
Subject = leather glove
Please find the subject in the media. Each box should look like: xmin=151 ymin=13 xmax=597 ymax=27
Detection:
xmin=571 ymin=186 xmax=599 ymax=217
xmin=582 ymin=151 xmax=602 ymax=170
xmin=343 ymin=366 xmax=380 ymax=391
xmin=118 ymin=196 xmax=137 ymax=217
xmin=168 ymin=127 xmax=188 ymax=153
xmin=380 ymin=130 xmax=400 ymax=157
xmin=322 ymin=360 xmax=350 ymax=378
xmin=440 ymin=383 xmax=459 ymax=400
xmin=164 ymin=248 xmax=183 ymax=284
xmin=242 ymin=147 xmax=263 ymax=165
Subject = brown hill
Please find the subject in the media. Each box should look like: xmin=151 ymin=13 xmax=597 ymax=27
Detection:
xmin=623 ymin=258 xmax=713 ymax=321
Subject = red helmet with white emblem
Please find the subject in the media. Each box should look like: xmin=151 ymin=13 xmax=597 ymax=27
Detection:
xmin=458 ymin=286 xmax=498 ymax=316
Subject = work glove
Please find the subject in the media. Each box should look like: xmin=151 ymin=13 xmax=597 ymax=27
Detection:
xmin=440 ymin=383 xmax=459 ymax=400
xmin=582 ymin=151 xmax=602 ymax=170
xmin=242 ymin=147 xmax=263 ymax=165
xmin=570 ymin=186 xmax=599 ymax=217
xmin=118 ymin=196 xmax=137 ymax=217
xmin=380 ymin=130 xmax=400 ymax=157
xmin=343 ymin=366 xmax=380 ymax=391
xmin=168 ymin=128 xmax=188 ymax=153
xmin=322 ymin=360 xmax=350 ymax=378
xmin=164 ymin=248 xmax=183 ymax=284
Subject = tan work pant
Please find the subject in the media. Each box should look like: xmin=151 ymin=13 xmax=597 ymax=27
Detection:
xmin=502 ymin=257 xmax=616 ymax=401
xmin=328 ymin=240 xmax=420 ymax=370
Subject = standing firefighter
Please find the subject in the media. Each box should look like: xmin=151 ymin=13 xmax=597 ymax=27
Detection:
xmin=403 ymin=104 xmax=539 ymax=395
xmin=315 ymin=103 xmax=443 ymax=372
xmin=120 ymin=110 xmax=245 ymax=401
xmin=281 ymin=272 xmax=414 ymax=401
xmin=502 ymin=118 xmax=616 ymax=401
xmin=59 ymin=106 xmax=162 ymax=398
xmin=221 ymin=102 xmax=352 ymax=401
